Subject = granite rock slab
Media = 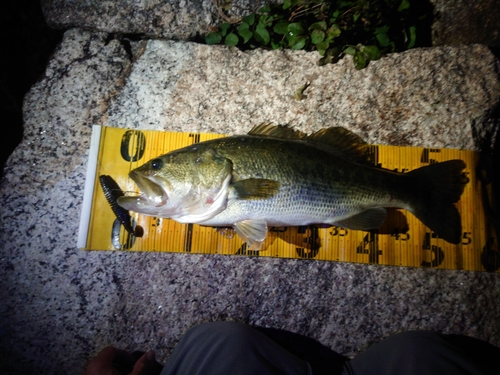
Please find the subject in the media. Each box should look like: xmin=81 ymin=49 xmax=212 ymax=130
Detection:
xmin=102 ymin=38 xmax=500 ymax=151
xmin=42 ymin=0 xmax=500 ymax=47
xmin=1 ymin=28 xmax=500 ymax=374
xmin=42 ymin=0 xmax=271 ymax=39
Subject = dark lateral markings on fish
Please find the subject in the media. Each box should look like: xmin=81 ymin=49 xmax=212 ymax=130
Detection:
xmin=116 ymin=124 xmax=469 ymax=252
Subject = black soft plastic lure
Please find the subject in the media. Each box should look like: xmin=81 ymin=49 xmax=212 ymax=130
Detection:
xmin=99 ymin=175 xmax=143 ymax=237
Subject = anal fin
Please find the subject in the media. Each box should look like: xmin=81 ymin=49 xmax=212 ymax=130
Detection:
xmin=334 ymin=207 xmax=387 ymax=230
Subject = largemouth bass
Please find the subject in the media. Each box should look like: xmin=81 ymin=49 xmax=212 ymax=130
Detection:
xmin=117 ymin=124 xmax=468 ymax=250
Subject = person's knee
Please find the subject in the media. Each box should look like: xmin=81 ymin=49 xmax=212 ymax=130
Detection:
xmin=389 ymin=330 xmax=441 ymax=342
xmin=367 ymin=331 xmax=447 ymax=360
xmin=185 ymin=321 xmax=251 ymax=340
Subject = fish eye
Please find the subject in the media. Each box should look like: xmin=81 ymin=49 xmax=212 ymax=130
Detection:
xmin=151 ymin=159 xmax=163 ymax=170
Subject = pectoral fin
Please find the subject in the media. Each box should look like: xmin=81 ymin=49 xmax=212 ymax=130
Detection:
xmin=234 ymin=219 xmax=268 ymax=250
xmin=232 ymin=179 xmax=280 ymax=200
xmin=334 ymin=207 xmax=387 ymax=230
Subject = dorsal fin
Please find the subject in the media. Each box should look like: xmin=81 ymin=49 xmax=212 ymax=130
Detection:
xmin=306 ymin=127 xmax=369 ymax=162
xmin=248 ymin=123 xmax=370 ymax=163
xmin=248 ymin=123 xmax=306 ymax=140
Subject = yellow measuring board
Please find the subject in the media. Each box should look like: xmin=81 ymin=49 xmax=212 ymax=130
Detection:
xmin=78 ymin=125 xmax=499 ymax=272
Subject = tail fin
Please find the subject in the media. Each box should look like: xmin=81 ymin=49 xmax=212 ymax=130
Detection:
xmin=407 ymin=160 xmax=468 ymax=244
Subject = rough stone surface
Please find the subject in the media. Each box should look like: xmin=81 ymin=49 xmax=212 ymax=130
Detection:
xmin=42 ymin=0 xmax=500 ymax=47
xmin=41 ymin=0 xmax=269 ymax=39
xmin=102 ymin=39 xmax=500 ymax=151
xmin=1 ymin=28 xmax=500 ymax=374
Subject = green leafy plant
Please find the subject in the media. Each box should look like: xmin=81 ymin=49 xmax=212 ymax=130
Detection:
xmin=206 ymin=0 xmax=432 ymax=69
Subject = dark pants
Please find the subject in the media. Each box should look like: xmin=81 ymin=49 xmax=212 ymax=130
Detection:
xmin=161 ymin=322 xmax=500 ymax=375
xmin=161 ymin=322 xmax=314 ymax=375
xmin=344 ymin=331 xmax=500 ymax=375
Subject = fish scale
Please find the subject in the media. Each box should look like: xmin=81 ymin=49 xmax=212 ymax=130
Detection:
xmin=117 ymin=125 xmax=467 ymax=249
xmin=200 ymin=136 xmax=404 ymax=226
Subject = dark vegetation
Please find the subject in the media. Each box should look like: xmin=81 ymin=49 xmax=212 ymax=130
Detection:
xmin=206 ymin=0 xmax=434 ymax=69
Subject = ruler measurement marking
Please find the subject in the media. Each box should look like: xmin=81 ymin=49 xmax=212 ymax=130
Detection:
xmin=85 ymin=127 xmax=494 ymax=272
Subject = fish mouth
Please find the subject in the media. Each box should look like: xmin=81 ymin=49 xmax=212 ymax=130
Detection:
xmin=129 ymin=170 xmax=167 ymax=207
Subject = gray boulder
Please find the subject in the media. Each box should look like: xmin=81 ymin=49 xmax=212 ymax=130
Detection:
xmin=103 ymin=39 xmax=500 ymax=151
xmin=42 ymin=0 xmax=500 ymax=46
xmin=42 ymin=0 xmax=269 ymax=39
